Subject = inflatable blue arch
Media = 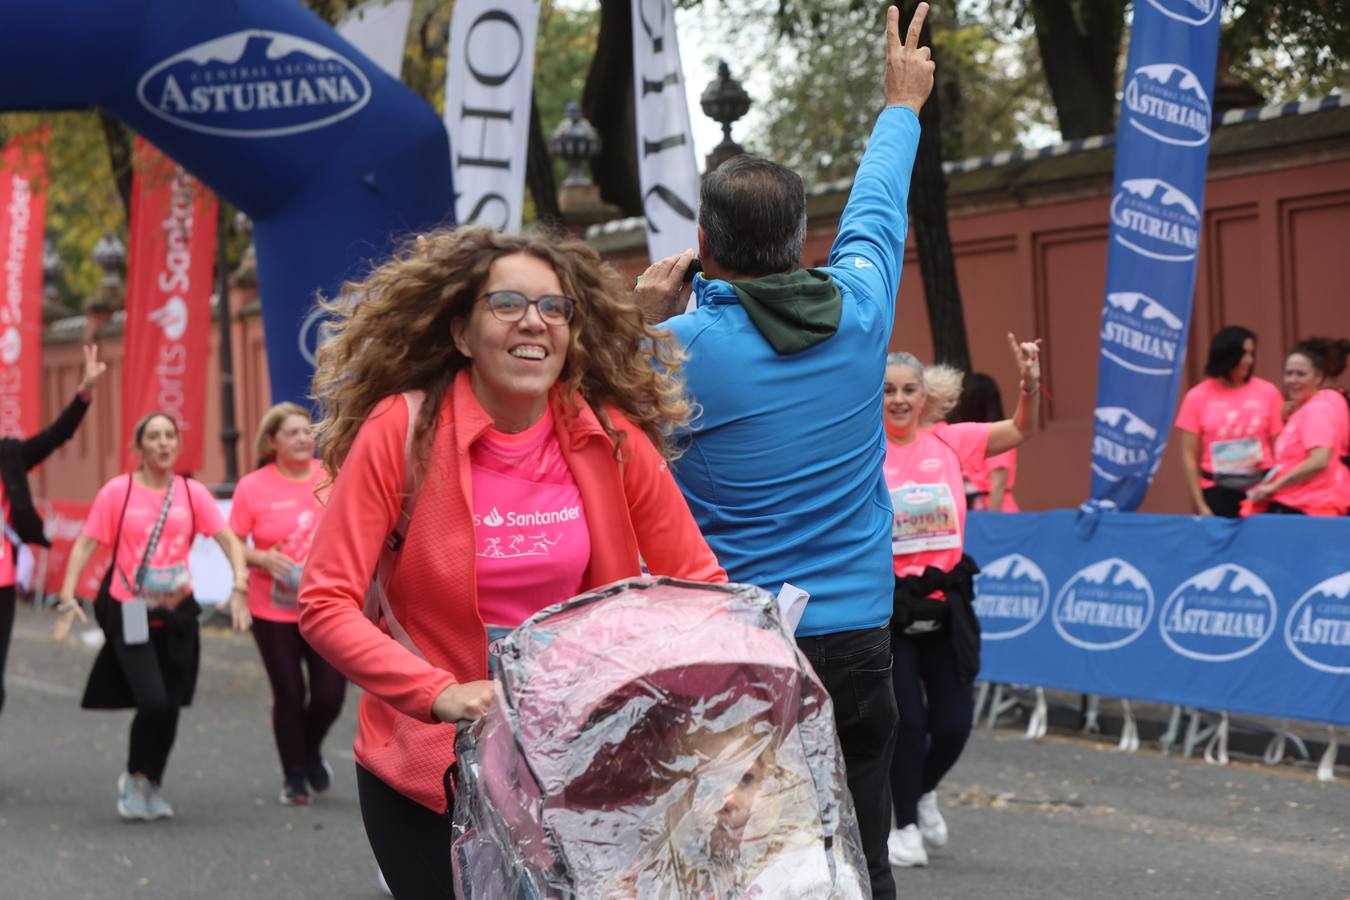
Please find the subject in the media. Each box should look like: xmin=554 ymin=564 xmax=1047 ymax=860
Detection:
xmin=0 ymin=0 xmax=454 ymax=403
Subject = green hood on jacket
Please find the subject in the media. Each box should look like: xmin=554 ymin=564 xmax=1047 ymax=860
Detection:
xmin=728 ymin=268 xmax=842 ymax=355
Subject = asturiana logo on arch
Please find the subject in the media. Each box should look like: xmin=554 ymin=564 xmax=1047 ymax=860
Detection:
xmin=1161 ymin=564 xmax=1276 ymax=662
xmin=1110 ymin=178 xmax=1201 ymax=263
xmin=1124 ymin=63 xmax=1211 ymax=147
xmin=1147 ymin=0 xmax=1218 ymax=27
xmin=137 ymin=31 xmax=373 ymax=138
xmin=973 ymin=554 xmax=1050 ymax=641
xmin=1101 ymin=291 xmax=1184 ymax=377
xmin=1053 ymin=558 xmax=1154 ymax=650
xmin=1284 ymin=571 xmax=1350 ymax=674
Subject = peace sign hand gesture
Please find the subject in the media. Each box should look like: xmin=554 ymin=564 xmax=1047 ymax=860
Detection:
xmin=885 ymin=3 xmax=936 ymax=114
xmin=77 ymin=344 xmax=107 ymax=393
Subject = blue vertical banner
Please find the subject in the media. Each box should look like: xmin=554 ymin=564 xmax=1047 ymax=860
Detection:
xmin=1088 ymin=0 xmax=1221 ymax=511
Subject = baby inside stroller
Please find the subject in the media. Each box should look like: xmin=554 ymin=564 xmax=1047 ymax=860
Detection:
xmin=452 ymin=577 xmax=868 ymax=899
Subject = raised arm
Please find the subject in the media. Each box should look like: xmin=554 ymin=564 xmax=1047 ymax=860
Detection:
xmin=986 ymin=334 xmax=1043 ymax=457
xmin=21 ymin=345 xmax=107 ymax=469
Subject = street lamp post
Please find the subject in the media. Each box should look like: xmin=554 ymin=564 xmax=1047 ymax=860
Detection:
xmin=215 ymin=204 xmax=239 ymax=490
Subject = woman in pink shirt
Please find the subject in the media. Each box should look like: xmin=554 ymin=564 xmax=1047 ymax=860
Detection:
xmin=53 ymin=412 xmax=248 ymax=821
xmin=882 ymin=335 xmax=1043 ymax=869
xmin=1246 ymin=337 xmax=1350 ymax=516
xmin=230 ymin=403 xmax=344 ymax=807
xmin=950 ymin=372 xmax=1020 ymax=512
xmin=300 ymin=228 xmax=725 ymax=900
xmin=1175 ymin=326 xmax=1284 ymax=518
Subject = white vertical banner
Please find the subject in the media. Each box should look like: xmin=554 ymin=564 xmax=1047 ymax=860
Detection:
xmin=337 ymin=0 xmax=414 ymax=80
xmin=445 ymin=0 xmax=541 ymax=232
xmin=631 ymin=0 xmax=699 ymax=262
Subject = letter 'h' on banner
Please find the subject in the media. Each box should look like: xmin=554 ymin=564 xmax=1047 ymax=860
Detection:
xmin=122 ymin=139 xmax=217 ymax=475
xmin=0 ymin=130 xmax=48 ymax=439
xmin=1088 ymin=0 xmax=1220 ymax=513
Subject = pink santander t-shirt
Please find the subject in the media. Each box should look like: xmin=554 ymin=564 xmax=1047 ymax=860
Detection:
xmin=965 ymin=448 xmax=1019 ymax=512
xmin=1268 ymin=389 xmax=1350 ymax=515
xmin=1174 ymin=377 xmax=1283 ymax=485
xmin=884 ymin=422 xmax=990 ymax=579
xmin=229 ymin=462 xmax=327 ymax=622
xmin=83 ymin=474 xmax=227 ymax=603
xmin=470 ymin=409 xmax=589 ymax=628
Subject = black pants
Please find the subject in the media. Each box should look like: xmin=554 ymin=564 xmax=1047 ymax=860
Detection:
xmin=357 ymin=764 xmax=455 ymax=900
xmin=797 ymin=625 xmax=898 ymax=900
xmin=0 ymin=584 xmax=14 ymax=716
xmin=251 ymin=617 xmax=347 ymax=776
xmin=118 ymin=619 xmax=194 ymax=783
xmin=889 ymin=628 xmax=975 ymax=828
xmin=1202 ymin=485 xmax=1246 ymax=519
xmin=1266 ymin=501 xmax=1306 ymax=515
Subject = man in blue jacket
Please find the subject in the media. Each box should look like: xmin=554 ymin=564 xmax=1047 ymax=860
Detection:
xmin=634 ymin=5 xmax=934 ymax=895
xmin=635 ymin=6 xmax=934 ymax=896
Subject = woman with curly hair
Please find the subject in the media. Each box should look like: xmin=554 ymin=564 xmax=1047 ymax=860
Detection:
xmin=298 ymin=227 xmax=726 ymax=900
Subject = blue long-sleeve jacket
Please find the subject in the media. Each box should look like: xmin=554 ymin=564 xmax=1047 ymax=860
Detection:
xmin=665 ymin=105 xmax=921 ymax=637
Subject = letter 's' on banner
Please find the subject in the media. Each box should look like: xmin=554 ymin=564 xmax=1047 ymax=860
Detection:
xmin=1088 ymin=0 xmax=1221 ymax=512
xmin=444 ymin=0 xmax=540 ymax=233
xmin=630 ymin=0 xmax=699 ymax=261
xmin=0 ymin=131 xmax=48 ymax=439
xmin=122 ymin=139 xmax=217 ymax=474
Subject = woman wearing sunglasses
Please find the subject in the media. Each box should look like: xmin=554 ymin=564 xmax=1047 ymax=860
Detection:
xmin=300 ymin=227 xmax=725 ymax=900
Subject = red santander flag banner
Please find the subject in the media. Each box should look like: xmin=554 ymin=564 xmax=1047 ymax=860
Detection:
xmin=121 ymin=139 xmax=216 ymax=474
xmin=0 ymin=130 xmax=49 ymax=438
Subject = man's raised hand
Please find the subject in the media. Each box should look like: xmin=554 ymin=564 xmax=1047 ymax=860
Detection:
xmin=885 ymin=3 xmax=936 ymax=114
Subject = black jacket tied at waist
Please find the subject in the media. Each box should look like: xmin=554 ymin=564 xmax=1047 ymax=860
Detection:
xmin=892 ymin=554 xmax=982 ymax=684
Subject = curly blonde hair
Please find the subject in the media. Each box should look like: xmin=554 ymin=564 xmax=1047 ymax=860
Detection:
xmin=312 ymin=227 xmax=691 ymax=475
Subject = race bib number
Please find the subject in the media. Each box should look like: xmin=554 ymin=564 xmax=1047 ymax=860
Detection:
xmin=1210 ymin=437 xmax=1262 ymax=475
xmin=891 ymin=483 xmax=962 ymax=555
xmin=270 ymin=560 xmax=304 ymax=611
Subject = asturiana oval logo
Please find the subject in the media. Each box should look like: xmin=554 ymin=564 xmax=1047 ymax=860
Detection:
xmin=1101 ymin=291 xmax=1184 ymax=377
xmin=1147 ymin=0 xmax=1218 ymax=27
xmin=1110 ymin=178 xmax=1201 ymax=263
xmin=973 ymin=554 xmax=1050 ymax=641
xmin=1284 ymin=571 xmax=1350 ymax=674
xmin=1053 ymin=558 xmax=1154 ymax=650
xmin=1160 ymin=564 xmax=1276 ymax=662
xmin=1124 ymin=63 xmax=1210 ymax=148
xmin=137 ymin=30 xmax=372 ymax=138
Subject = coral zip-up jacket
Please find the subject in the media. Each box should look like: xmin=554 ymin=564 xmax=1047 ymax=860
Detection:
xmin=298 ymin=371 xmax=726 ymax=812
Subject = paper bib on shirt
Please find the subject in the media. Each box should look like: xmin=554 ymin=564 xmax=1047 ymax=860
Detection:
xmin=890 ymin=483 xmax=962 ymax=554
xmin=1210 ymin=437 xmax=1263 ymax=475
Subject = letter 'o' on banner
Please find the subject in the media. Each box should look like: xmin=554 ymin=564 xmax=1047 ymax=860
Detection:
xmin=0 ymin=129 xmax=49 ymax=439
xmin=121 ymin=139 xmax=217 ymax=475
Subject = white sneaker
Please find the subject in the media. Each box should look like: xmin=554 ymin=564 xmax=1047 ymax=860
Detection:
xmin=116 ymin=773 xmax=150 ymax=821
xmin=145 ymin=784 xmax=174 ymax=820
xmin=917 ymin=791 xmax=948 ymax=847
xmin=888 ymin=824 xmax=928 ymax=867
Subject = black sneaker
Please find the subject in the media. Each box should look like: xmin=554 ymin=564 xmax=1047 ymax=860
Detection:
xmin=305 ymin=756 xmax=334 ymax=794
xmin=280 ymin=774 xmax=310 ymax=806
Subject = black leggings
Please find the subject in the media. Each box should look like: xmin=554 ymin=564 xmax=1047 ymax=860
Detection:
xmin=1202 ymin=485 xmax=1246 ymax=519
xmin=118 ymin=622 xmax=192 ymax=784
xmin=251 ymin=617 xmax=347 ymax=776
xmin=889 ymin=629 xmax=975 ymax=827
xmin=0 ymin=584 xmax=14 ymax=716
xmin=356 ymin=764 xmax=455 ymax=900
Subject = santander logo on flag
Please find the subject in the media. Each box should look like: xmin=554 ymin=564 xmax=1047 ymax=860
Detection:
xmin=0 ymin=327 xmax=19 ymax=366
xmin=149 ymin=296 xmax=189 ymax=341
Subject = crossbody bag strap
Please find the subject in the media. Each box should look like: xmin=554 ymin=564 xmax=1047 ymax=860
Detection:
xmin=123 ymin=475 xmax=175 ymax=596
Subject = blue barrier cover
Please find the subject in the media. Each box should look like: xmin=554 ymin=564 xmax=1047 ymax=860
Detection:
xmin=968 ymin=510 xmax=1350 ymax=726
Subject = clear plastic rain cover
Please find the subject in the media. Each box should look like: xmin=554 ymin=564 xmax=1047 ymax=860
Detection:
xmin=452 ymin=577 xmax=869 ymax=899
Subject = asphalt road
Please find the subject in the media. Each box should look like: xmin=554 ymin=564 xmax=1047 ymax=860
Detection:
xmin=2 ymin=602 xmax=1347 ymax=900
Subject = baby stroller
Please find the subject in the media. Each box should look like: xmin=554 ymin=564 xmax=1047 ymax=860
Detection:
xmin=452 ymin=577 xmax=868 ymax=899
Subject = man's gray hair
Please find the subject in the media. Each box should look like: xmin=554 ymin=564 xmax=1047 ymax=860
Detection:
xmin=885 ymin=351 xmax=927 ymax=389
xmin=699 ymin=155 xmax=806 ymax=277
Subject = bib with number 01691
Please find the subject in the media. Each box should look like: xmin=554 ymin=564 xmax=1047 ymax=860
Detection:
xmin=890 ymin=483 xmax=962 ymax=554
xmin=1210 ymin=437 xmax=1262 ymax=475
